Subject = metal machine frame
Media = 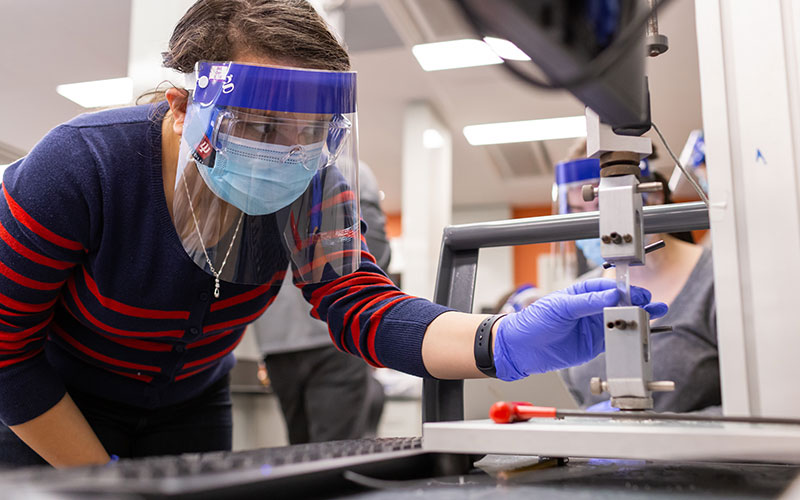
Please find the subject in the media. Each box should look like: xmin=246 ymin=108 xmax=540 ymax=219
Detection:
xmin=422 ymin=202 xmax=709 ymax=423
xmin=421 ymin=202 xmax=800 ymax=463
xmin=423 ymin=0 xmax=800 ymax=464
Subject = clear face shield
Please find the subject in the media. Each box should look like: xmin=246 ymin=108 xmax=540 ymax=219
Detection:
xmin=174 ymin=62 xmax=360 ymax=294
xmin=550 ymin=158 xmax=601 ymax=284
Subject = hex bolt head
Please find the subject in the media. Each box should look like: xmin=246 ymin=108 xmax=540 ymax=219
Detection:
xmin=629 ymin=321 xmax=637 ymax=329
xmin=623 ymin=234 xmax=633 ymax=243
xmin=601 ymin=235 xmax=612 ymax=244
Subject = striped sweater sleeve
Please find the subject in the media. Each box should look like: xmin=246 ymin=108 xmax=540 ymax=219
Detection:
xmin=0 ymin=125 xmax=100 ymax=425
xmin=297 ymin=255 xmax=450 ymax=377
xmin=287 ymin=166 xmax=452 ymax=377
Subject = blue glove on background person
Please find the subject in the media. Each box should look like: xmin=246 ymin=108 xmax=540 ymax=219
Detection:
xmin=586 ymin=400 xmax=619 ymax=412
xmin=493 ymin=278 xmax=668 ymax=381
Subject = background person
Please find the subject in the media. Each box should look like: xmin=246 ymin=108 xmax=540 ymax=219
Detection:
xmin=557 ymin=144 xmax=718 ymax=413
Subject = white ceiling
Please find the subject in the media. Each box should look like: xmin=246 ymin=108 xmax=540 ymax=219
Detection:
xmin=0 ymin=0 xmax=702 ymax=213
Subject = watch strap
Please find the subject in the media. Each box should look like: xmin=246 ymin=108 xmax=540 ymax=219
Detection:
xmin=474 ymin=314 xmax=506 ymax=378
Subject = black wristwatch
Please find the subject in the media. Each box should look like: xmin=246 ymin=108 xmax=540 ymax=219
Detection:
xmin=473 ymin=314 xmax=505 ymax=378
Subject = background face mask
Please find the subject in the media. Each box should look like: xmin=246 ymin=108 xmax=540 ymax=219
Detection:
xmin=198 ymin=136 xmax=325 ymax=215
xmin=575 ymin=238 xmax=604 ymax=267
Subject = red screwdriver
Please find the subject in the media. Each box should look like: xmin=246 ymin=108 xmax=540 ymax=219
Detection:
xmin=490 ymin=401 xmax=561 ymax=423
xmin=489 ymin=401 xmax=800 ymax=426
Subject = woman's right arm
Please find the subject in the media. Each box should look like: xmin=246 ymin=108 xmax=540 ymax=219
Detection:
xmin=0 ymin=125 xmax=108 ymax=466
xmin=10 ymin=393 xmax=109 ymax=467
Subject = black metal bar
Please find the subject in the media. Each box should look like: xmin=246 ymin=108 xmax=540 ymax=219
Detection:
xmin=424 ymin=241 xmax=479 ymax=423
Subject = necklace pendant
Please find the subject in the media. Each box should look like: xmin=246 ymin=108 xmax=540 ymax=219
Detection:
xmin=214 ymin=278 xmax=220 ymax=298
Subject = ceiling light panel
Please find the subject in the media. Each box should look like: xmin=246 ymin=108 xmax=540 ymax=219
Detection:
xmin=412 ymin=39 xmax=502 ymax=71
xmin=463 ymin=116 xmax=587 ymax=146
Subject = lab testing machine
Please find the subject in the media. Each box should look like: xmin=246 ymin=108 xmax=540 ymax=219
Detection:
xmin=423 ymin=0 xmax=800 ymax=464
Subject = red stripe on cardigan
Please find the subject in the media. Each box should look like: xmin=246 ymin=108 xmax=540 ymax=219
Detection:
xmin=291 ymin=228 xmax=358 ymax=253
xmin=308 ymin=273 xmax=394 ymax=308
xmin=0 ymin=314 xmax=53 ymax=342
xmin=292 ymin=250 xmax=376 ymax=279
xmin=181 ymin=332 xmax=244 ymax=370
xmin=0 ymin=289 xmax=57 ymax=314
xmin=341 ymin=293 xmax=382 ymax=358
xmin=3 ymin=184 xmax=84 ymax=251
xmin=108 ymin=367 xmax=153 ymax=383
xmin=350 ymin=291 xmax=405 ymax=366
xmin=0 ymin=218 xmax=73 ymax=270
xmin=65 ymin=279 xmax=184 ymax=338
xmin=203 ymin=295 xmax=275 ymax=334
xmin=0 ymin=258 xmax=63 ymax=291
xmin=0 ymin=347 xmax=42 ymax=369
xmin=0 ymin=335 xmax=40 ymax=351
xmin=0 ymin=304 xmax=27 ymax=317
xmin=334 ymin=292 xmax=383 ymax=356
xmin=51 ymin=323 xmax=162 ymax=372
xmin=95 ymin=331 xmax=173 ymax=352
xmin=313 ymin=190 xmax=356 ymax=214
xmin=82 ymin=268 xmax=190 ymax=320
xmin=209 ymin=282 xmax=272 ymax=313
xmin=365 ymin=295 xmax=413 ymax=366
xmin=187 ymin=329 xmax=235 ymax=349
xmin=174 ymin=365 xmax=212 ymax=381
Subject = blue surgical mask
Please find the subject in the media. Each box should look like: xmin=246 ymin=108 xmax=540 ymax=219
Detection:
xmin=575 ymin=238 xmax=604 ymax=267
xmin=197 ymin=136 xmax=325 ymax=215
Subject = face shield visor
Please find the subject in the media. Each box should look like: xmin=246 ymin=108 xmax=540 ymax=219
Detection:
xmin=174 ymin=61 xmax=360 ymax=292
xmin=549 ymin=158 xmax=601 ymax=283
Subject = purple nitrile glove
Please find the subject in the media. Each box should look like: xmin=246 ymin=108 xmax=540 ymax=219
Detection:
xmin=493 ymin=278 xmax=668 ymax=381
xmin=587 ymin=400 xmax=619 ymax=412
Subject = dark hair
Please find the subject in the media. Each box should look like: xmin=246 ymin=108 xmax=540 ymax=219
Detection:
xmin=163 ymin=0 xmax=350 ymax=75
xmin=138 ymin=0 xmax=349 ymax=105
xmin=140 ymin=2 xmax=348 ymax=113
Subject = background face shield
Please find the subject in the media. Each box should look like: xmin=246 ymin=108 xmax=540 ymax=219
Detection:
xmin=549 ymin=158 xmax=601 ymax=287
xmin=174 ymin=62 xmax=360 ymax=287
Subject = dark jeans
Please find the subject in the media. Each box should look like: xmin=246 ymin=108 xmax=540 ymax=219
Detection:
xmin=264 ymin=345 xmax=384 ymax=444
xmin=0 ymin=374 xmax=232 ymax=468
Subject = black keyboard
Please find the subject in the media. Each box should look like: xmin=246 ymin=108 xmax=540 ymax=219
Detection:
xmin=0 ymin=437 xmax=439 ymax=499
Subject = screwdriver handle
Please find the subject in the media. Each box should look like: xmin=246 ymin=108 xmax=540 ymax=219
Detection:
xmin=489 ymin=401 xmax=557 ymax=423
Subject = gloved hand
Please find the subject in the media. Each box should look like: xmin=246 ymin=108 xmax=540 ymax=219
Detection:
xmin=493 ymin=278 xmax=668 ymax=381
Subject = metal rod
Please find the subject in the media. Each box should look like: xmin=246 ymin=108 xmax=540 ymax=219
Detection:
xmin=442 ymin=202 xmax=708 ymax=251
xmin=603 ymin=239 xmax=666 ymax=269
xmin=558 ymin=409 xmax=800 ymax=426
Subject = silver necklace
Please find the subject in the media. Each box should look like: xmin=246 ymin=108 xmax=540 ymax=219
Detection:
xmin=182 ymin=175 xmax=244 ymax=298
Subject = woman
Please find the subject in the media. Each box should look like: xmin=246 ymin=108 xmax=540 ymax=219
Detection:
xmin=0 ymin=0 xmax=664 ymax=468
xmin=563 ymin=165 xmax=718 ymax=413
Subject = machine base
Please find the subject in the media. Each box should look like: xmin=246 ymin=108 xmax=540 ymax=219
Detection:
xmin=423 ymin=417 xmax=800 ymax=463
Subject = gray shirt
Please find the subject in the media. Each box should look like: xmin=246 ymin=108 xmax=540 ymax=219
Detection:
xmin=252 ymin=162 xmax=391 ymax=354
xmin=562 ymin=249 xmax=719 ymax=412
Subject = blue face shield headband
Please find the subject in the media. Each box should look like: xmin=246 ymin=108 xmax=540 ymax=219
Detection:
xmin=174 ymin=62 xmax=362 ymax=287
